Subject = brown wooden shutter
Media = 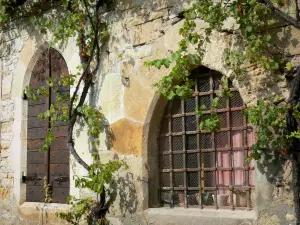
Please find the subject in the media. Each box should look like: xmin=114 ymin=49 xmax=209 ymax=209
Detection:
xmin=26 ymin=50 xmax=50 ymax=202
xmin=26 ymin=48 xmax=70 ymax=203
xmin=48 ymin=48 xmax=70 ymax=203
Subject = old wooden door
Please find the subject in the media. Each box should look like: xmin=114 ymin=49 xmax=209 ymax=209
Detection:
xmin=26 ymin=48 xmax=70 ymax=203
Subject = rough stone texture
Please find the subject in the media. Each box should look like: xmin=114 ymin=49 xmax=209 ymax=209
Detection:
xmin=271 ymin=25 xmax=300 ymax=56
xmin=129 ymin=18 xmax=164 ymax=46
xmin=0 ymin=101 xmax=14 ymax=122
xmin=105 ymin=208 xmax=255 ymax=225
xmin=0 ymin=0 xmax=299 ymax=224
xmin=0 ymin=24 xmax=25 ymax=223
xmin=258 ymin=214 xmax=280 ymax=225
xmin=17 ymin=203 xmax=70 ymax=225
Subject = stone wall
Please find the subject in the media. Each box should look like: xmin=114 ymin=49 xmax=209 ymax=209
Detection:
xmin=0 ymin=0 xmax=300 ymax=224
xmin=0 ymin=25 xmax=29 ymax=224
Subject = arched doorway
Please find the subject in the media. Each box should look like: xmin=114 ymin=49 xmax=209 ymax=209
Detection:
xmin=26 ymin=48 xmax=70 ymax=203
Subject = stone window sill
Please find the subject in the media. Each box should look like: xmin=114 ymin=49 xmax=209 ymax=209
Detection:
xmin=19 ymin=202 xmax=70 ymax=224
xmin=145 ymin=207 xmax=257 ymax=225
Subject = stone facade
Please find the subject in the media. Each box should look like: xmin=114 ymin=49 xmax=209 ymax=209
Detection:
xmin=0 ymin=0 xmax=299 ymax=224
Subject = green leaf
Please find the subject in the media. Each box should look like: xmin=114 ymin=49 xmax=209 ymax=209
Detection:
xmin=264 ymin=62 xmax=270 ymax=70
xmin=267 ymin=19 xmax=276 ymax=25
xmin=154 ymin=60 xmax=162 ymax=69
xmin=271 ymin=62 xmax=279 ymax=70
xmin=171 ymin=52 xmax=181 ymax=61
xmin=167 ymin=91 xmax=176 ymax=100
xmin=162 ymin=59 xmax=171 ymax=68
xmin=40 ymin=27 xmax=47 ymax=34
xmin=249 ymin=151 xmax=261 ymax=160
xmin=246 ymin=26 xmax=253 ymax=33
xmin=286 ymin=62 xmax=292 ymax=71
xmin=263 ymin=34 xmax=272 ymax=43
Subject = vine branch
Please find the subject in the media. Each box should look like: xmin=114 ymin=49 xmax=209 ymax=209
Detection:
xmin=67 ymin=0 xmax=102 ymax=171
xmin=259 ymin=0 xmax=300 ymax=29
xmin=295 ymin=0 xmax=300 ymax=21
xmin=287 ymin=68 xmax=300 ymax=225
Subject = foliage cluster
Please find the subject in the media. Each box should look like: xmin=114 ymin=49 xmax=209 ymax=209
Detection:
xmin=146 ymin=0 xmax=300 ymax=160
xmin=244 ymin=99 xmax=300 ymax=160
xmin=56 ymin=154 xmax=127 ymax=225
xmin=1 ymin=0 xmax=300 ymax=223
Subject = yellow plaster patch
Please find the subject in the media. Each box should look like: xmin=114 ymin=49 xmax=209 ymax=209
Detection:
xmin=110 ymin=118 xmax=143 ymax=156
xmin=0 ymin=188 xmax=9 ymax=200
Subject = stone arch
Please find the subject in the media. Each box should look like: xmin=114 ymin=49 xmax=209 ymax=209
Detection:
xmin=138 ymin=20 xmax=286 ymax=212
xmin=142 ymin=65 xmax=258 ymax=209
xmin=143 ymin=93 xmax=168 ymax=207
xmin=12 ymin=40 xmax=79 ymax=99
xmin=12 ymin=42 xmax=49 ymax=98
xmin=163 ymin=21 xmax=288 ymax=103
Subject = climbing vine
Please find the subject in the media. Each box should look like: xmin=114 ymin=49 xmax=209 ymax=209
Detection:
xmin=146 ymin=0 xmax=300 ymax=158
xmin=2 ymin=0 xmax=300 ymax=224
xmin=56 ymin=154 xmax=127 ymax=225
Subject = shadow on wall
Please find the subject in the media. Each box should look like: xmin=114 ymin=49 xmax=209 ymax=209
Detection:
xmin=235 ymin=25 xmax=297 ymax=102
xmin=74 ymin=73 xmax=116 ymax=154
xmin=256 ymin=151 xmax=284 ymax=186
xmin=74 ymin=111 xmax=116 ymax=153
xmin=246 ymin=25 xmax=297 ymax=192
xmin=107 ymin=172 xmax=138 ymax=215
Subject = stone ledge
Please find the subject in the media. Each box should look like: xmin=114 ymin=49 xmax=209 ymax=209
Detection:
xmin=145 ymin=208 xmax=257 ymax=225
xmin=19 ymin=202 xmax=70 ymax=224
xmin=146 ymin=207 xmax=256 ymax=219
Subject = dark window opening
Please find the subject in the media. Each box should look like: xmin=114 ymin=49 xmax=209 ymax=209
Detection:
xmin=158 ymin=67 xmax=255 ymax=210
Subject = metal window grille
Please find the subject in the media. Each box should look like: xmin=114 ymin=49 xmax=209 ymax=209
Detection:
xmin=159 ymin=67 xmax=255 ymax=210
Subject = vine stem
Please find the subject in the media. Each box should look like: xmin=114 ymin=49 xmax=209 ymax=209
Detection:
xmin=295 ymin=0 xmax=300 ymax=21
xmin=259 ymin=0 xmax=300 ymax=29
xmin=67 ymin=0 xmax=102 ymax=172
xmin=291 ymin=152 xmax=300 ymax=225
xmin=64 ymin=1 xmax=108 ymax=222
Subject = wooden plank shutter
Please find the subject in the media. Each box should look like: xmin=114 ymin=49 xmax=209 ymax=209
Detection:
xmin=26 ymin=50 xmax=50 ymax=202
xmin=26 ymin=48 xmax=70 ymax=203
xmin=49 ymin=48 xmax=70 ymax=203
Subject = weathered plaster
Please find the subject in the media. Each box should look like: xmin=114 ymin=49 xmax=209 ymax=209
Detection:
xmin=0 ymin=0 xmax=297 ymax=224
xmin=110 ymin=118 xmax=144 ymax=156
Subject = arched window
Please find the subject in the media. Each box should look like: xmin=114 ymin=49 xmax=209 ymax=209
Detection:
xmin=159 ymin=67 xmax=254 ymax=210
xmin=26 ymin=48 xmax=70 ymax=203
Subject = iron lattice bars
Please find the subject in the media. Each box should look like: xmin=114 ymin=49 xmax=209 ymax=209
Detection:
xmin=159 ymin=68 xmax=255 ymax=210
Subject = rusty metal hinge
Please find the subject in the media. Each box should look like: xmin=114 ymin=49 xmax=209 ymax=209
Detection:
xmin=53 ymin=175 xmax=69 ymax=184
xmin=23 ymin=90 xmax=28 ymax=100
xmin=22 ymin=173 xmax=42 ymax=184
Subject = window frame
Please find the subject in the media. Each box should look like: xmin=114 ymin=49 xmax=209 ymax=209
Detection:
xmin=158 ymin=67 xmax=255 ymax=210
